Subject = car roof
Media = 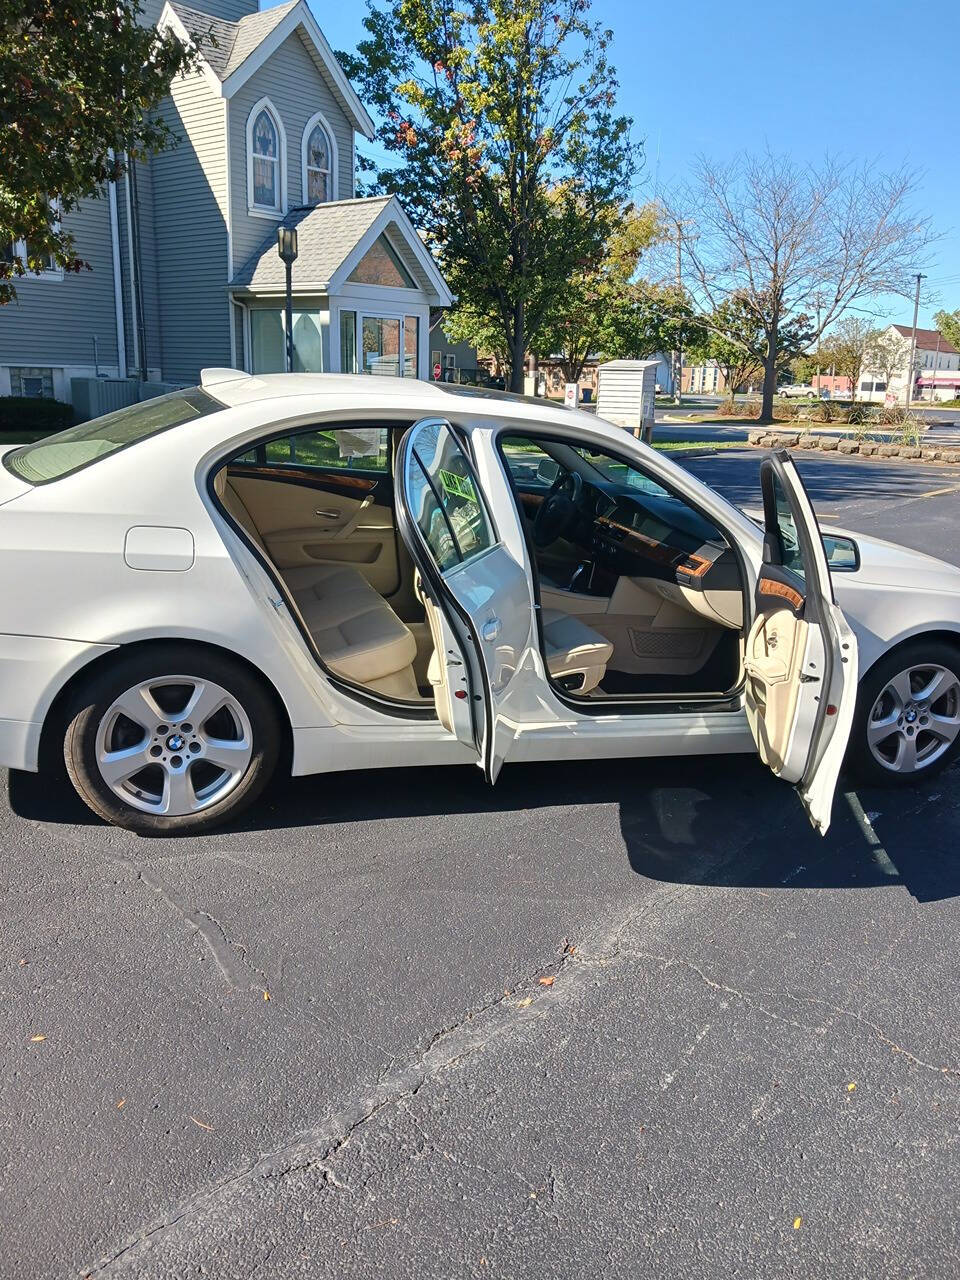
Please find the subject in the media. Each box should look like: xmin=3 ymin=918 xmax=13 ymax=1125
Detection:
xmin=199 ymin=368 xmax=593 ymax=433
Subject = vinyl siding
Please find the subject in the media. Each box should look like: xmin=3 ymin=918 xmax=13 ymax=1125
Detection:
xmin=229 ymin=30 xmax=355 ymax=273
xmin=0 ymin=195 xmax=120 ymax=370
xmin=152 ymin=67 xmax=232 ymax=382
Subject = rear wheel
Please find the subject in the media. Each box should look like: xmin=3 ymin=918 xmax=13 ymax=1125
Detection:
xmin=63 ymin=646 xmax=280 ymax=834
xmin=848 ymin=640 xmax=960 ymax=786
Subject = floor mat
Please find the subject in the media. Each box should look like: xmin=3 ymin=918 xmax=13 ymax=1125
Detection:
xmin=598 ymin=631 xmax=741 ymax=696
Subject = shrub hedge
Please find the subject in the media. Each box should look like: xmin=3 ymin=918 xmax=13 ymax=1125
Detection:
xmin=0 ymin=396 xmax=75 ymax=434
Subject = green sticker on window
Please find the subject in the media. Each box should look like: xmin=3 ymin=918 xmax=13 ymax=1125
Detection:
xmin=438 ymin=468 xmax=476 ymax=501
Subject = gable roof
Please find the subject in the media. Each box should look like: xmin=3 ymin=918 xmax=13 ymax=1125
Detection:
xmin=230 ymin=195 xmax=453 ymax=305
xmin=160 ymin=0 xmax=375 ymax=137
xmin=891 ymin=324 xmax=959 ymax=356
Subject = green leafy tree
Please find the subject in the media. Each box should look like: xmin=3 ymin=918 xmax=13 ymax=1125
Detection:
xmin=703 ymin=294 xmax=765 ymax=400
xmin=821 ymin=316 xmax=872 ymax=401
xmin=340 ymin=0 xmax=636 ymax=391
xmin=536 ymin=202 xmax=664 ymax=383
xmin=934 ymin=309 xmax=960 ymax=353
xmin=1 ymin=0 xmax=202 ymax=303
xmin=601 ymin=281 xmax=707 ymax=368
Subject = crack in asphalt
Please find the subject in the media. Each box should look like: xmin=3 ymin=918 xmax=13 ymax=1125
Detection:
xmin=79 ymin=935 xmax=591 ymax=1277
xmin=121 ymin=857 xmax=271 ymax=996
xmin=613 ymin=947 xmax=960 ymax=1080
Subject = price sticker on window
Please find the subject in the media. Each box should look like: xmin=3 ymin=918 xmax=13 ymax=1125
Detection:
xmin=337 ymin=428 xmax=383 ymax=458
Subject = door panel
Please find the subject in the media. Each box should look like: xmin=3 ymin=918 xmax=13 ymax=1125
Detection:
xmin=745 ymin=454 xmax=857 ymax=834
xmin=395 ymin=418 xmax=534 ymax=782
xmin=226 ymin=468 xmax=400 ymax=596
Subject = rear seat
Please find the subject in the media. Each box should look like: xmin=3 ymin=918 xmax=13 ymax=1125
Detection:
xmin=214 ymin=470 xmax=418 ymax=697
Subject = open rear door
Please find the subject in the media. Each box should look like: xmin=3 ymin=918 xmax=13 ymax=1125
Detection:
xmin=744 ymin=453 xmax=858 ymax=834
xmin=395 ymin=418 xmax=533 ymax=782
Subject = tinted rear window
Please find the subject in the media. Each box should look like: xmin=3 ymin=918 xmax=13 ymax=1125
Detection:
xmin=4 ymin=387 xmax=223 ymax=485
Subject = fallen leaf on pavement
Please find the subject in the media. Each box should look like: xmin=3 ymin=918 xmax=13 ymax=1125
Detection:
xmin=516 ymin=996 xmax=534 ymax=1008
xmin=538 ymin=976 xmax=555 ymax=987
xmin=263 ymin=990 xmax=271 ymax=1002
xmin=793 ymin=1217 xmax=802 ymax=1230
xmin=116 ymin=1098 xmax=126 ymax=1110
xmin=189 ymin=1116 xmax=214 ymax=1131
xmin=30 ymin=1034 xmax=45 ymax=1043
xmin=846 ymin=1082 xmax=857 ymax=1092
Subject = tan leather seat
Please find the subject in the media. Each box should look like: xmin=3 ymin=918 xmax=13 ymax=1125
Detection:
xmin=214 ymin=470 xmax=417 ymax=697
xmin=541 ymin=609 xmax=613 ymax=694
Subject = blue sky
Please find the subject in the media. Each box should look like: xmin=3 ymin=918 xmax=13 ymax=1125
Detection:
xmin=281 ymin=0 xmax=960 ymax=327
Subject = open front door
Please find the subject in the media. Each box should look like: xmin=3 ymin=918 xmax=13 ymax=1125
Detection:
xmin=744 ymin=453 xmax=858 ymax=835
xmin=395 ymin=418 xmax=533 ymax=782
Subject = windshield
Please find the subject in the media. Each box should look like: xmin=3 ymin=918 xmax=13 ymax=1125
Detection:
xmin=4 ymin=387 xmax=223 ymax=485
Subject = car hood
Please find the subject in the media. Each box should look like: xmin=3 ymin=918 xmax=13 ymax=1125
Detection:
xmin=826 ymin=524 xmax=960 ymax=592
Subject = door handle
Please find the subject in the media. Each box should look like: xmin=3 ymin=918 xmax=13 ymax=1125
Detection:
xmin=315 ymin=508 xmax=340 ymax=520
xmin=481 ymin=617 xmax=502 ymax=643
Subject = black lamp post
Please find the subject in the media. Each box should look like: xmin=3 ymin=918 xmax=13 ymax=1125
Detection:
xmin=277 ymin=226 xmax=299 ymax=373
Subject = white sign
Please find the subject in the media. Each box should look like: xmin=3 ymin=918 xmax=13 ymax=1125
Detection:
xmin=885 ymin=390 xmax=897 ymax=409
xmin=338 ymin=428 xmax=382 ymax=459
xmin=564 ymin=382 xmax=580 ymax=409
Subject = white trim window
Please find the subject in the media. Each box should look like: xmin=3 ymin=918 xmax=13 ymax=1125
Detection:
xmin=3 ymin=198 xmax=62 ymax=280
xmin=247 ymin=99 xmax=285 ymax=216
xmin=302 ymin=112 xmax=338 ymax=204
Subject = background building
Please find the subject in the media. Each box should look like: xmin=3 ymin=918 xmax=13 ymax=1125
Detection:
xmin=1 ymin=0 xmax=451 ymax=410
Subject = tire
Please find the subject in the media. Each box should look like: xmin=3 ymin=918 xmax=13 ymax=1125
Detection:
xmin=847 ymin=639 xmax=960 ymax=787
xmin=63 ymin=645 xmax=281 ymax=834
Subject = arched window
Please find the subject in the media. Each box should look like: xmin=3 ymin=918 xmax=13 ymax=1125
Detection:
xmin=301 ymin=112 xmax=338 ymax=205
xmin=246 ymin=99 xmax=285 ymax=214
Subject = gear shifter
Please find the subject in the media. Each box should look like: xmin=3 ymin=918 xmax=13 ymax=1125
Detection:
xmin=568 ymin=560 xmax=591 ymax=592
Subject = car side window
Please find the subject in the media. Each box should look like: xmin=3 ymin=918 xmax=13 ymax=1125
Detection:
xmin=771 ymin=472 xmax=806 ymax=577
xmin=237 ymin=427 xmax=390 ymax=472
xmin=407 ymin=421 xmax=495 ymax=570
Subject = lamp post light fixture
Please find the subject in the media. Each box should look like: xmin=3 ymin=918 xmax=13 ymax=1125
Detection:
xmin=277 ymin=226 xmax=299 ymax=373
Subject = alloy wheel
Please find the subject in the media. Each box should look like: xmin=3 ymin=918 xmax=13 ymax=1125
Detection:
xmin=94 ymin=675 xmax=253 ymax=815
xmin=866 ymin=662 xmax=960 ymax=774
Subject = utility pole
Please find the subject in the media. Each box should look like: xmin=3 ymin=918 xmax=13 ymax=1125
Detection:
xmin=814 ymin=293 xmax=823 ymax=399
xmin=905 ymin=272 xmax=926 ymax=409
xmin=931 ymin=330 xmax=942 ymax=403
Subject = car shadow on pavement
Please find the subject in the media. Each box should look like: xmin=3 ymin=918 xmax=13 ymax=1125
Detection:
xmin=9 ymin=753 xmax=959 ymax=903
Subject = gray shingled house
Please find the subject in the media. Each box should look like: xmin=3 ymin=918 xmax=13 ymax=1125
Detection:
xmin=1 ymin=0 xmax=452 ymax=407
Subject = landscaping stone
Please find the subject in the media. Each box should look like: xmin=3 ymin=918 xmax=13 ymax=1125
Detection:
xmin=859 ymin=442 xmax=878 ymax=456
xmin=818 ymin=437 xmax=839 ymax=451
xmin=899 ymin=446 xmax=922 ymax=459
xmin=747 ymin=429 xmax=765 ymax=445
xmin=774 ymin=432 xmax=800 ymax=446
xmin=877 ymin=444 xmax=901 ymax=457
xmin=837 ymin=439 xmax=859 ymax=454
xmin=940 ymin=449 xmax=960 ymax=464
xmin=921 ymin=448 xmax=942 ymax=461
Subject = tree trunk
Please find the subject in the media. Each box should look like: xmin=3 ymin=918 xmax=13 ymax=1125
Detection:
xmin=759 ymin=352 xmax=777 ymax=423
xmin=508 ymin=298 xmax=526 ymax=393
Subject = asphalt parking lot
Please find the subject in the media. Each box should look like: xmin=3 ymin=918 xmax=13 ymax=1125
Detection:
xmin=4 ymin=449 xmax=960 ymax=1279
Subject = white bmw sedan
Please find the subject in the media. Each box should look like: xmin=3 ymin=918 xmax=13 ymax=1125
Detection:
xmin=0 ymin=369 xmax=957 ymax=836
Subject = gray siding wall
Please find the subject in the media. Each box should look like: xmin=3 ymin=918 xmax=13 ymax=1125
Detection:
xmin=229 ymin=30 xmax=355 ymax=274
xmin=152 ymin=68 xmax=232 ymax=382
xmin=0 ymin=195 xmax=120 ymax=370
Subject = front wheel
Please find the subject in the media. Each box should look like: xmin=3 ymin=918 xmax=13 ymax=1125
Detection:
xmin=847 ymin=640 xmax=960 ymax=787
xmin=63 ymin=645 xmax=280 ymax=834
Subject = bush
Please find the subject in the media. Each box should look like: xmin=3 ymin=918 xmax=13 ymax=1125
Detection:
xmin=0 ymin=396 xmax=74 ymax=434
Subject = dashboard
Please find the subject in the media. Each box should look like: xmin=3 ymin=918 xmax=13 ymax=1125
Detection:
xmin=568 ymin=480 xmax=744 ymax=630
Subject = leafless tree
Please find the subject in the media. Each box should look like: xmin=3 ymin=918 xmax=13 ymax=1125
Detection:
xmin=668 ymin=151 xmax=937 ymax=422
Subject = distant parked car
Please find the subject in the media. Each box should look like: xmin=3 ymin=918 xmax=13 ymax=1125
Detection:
xmin=778 ymin=383 xmax=816 ymax=398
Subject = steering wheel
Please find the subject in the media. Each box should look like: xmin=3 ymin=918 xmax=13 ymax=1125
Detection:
xmin=533 ymin=469 xmax=584 ymax=548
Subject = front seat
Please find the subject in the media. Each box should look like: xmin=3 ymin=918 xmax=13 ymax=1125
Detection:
xmin=540 ymin=609 xmax=613 ymax=694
